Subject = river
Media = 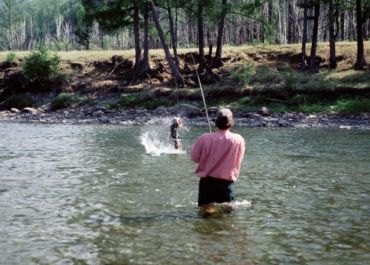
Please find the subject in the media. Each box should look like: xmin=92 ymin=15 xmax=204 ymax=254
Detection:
xmin=1 ymin=122 xmax=369 ymax=264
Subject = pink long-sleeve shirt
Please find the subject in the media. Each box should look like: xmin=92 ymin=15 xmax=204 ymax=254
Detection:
xmin=190 ymin=129 xmax=246 ymax=182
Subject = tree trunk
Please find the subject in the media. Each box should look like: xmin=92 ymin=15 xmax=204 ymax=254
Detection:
xmin=309 ymin=2 xmax=320 ymax=71
xmin=149 ymin=1 xmax=184 ymax=85
xmin=133 ymin=0 xmax=142 ymax=69
xmin=100 ymin=31 xmax=104 ymax=50
xmin=215 ymin=0 xmax=227 ymax=66
xmin=350 ymin=11 xmax=356 ymax=40
xmin=142 ymin=3 xmax=150 ymax=71
xmin=287 ymin=1 xmax=293 ymax=43
xmin=130 ymin=2 xmax=151 ymax=82
xmin=276 ymin=0 xmax=282 ymax=44
xmin=187 ymin=10 xmax=193 ymax=46
xmin=7 ymin=1 xmax=13 ymax=50
xmin=355 ymin=0 xmax=367 ymax=69
xmin=198 ymin=0 xmax=206 ymax=63
xmin=329 ymin=0 xmax=337 ymax=69
xmin=166 ymin=0 xmax=179 ymax=66
xmin=301 ymin=0 xmax=308 ymax=70
xmin=340 ymin=9 xmax=345 ymax=41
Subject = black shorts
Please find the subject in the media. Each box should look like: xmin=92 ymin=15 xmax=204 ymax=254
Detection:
xmin=198 ymin=177 xmax=235 ymax=206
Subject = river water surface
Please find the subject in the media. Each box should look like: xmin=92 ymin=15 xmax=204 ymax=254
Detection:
xmin=1 ymin=122 xmax=369 ymax=265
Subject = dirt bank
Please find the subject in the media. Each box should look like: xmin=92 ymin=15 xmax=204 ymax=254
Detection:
xmin=1 ymin=43 xmax=369 ymax=119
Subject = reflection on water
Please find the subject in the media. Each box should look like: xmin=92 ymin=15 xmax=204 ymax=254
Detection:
xmin=1 ymin=122 xmax=370 ymax=264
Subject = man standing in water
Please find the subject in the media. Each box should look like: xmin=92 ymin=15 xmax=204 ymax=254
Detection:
xmin=170 ymin=117 xmax=183 ymax=149
xmin=190 ymin=108 xmax=245 ymax=208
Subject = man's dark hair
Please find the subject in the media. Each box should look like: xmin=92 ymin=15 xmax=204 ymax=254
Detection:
xmin=215 ymin=108 xmax=234 ymax=130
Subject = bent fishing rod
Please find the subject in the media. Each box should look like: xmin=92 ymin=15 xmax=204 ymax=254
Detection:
xmin=190 ymin=53 xmax=212 ymax=133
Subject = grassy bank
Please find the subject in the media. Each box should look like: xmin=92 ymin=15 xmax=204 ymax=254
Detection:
xmin=0 ymin=42 xmax=369 ymax=113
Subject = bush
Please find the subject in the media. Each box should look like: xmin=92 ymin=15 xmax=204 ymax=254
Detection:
xmin=334 ymin=98 xmax=370 ymax=113
xmin=50 ymin=93 xmax=76 ymax=110
xmin=78 ymin=97 xmax=98 ymax=106
xmin=6 ymin=52 xmax=17 ymax=64
xmin=0 ymin=94 xmax=34 ymax=109
xmin=279 ymin=65 xmax=295 ymax=91
xmin=297 ymin=103 xmax=330 ymax=113
xmin=117 ymin=94 xmax=141 ymax=107
xmin=113 ymin=93 xmax=169 ymax=110
xmin=295 ymin=98 xmax=370 ymax=113
xmin=141 ymin=97 xmax=169 ymax=110
xmin=22 ymin=46 xmax=61 ymax=84
xmin=232 ymin=62 xmax=256 ymax=85
xmin=253 ymin=65 xmax=279 ymax=84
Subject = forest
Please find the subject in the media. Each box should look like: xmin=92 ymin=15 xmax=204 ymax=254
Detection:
xmin=1 ymin=1 xmax=370 ymax=68
xmin=1 ymin=1 xmax=370 ymax=49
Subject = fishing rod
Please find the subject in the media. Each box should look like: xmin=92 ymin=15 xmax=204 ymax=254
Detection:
xmin=190 ymin=53 xmax=212 ymax=133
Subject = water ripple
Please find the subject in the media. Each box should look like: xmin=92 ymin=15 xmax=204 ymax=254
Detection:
xmin=1 ymin=124 xmax=369 ymax=264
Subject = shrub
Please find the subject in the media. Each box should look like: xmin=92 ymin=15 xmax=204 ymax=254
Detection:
xmin=117 ymin=94 xmax=141 ymax=107
xmin=297 ymin=103 xmax=329 ymax=113
xmin=141 ymin=97 xmax=169 ymax=110
xmin=232 ymin=62 xmax=256 ymax=85
xmin=6 ymin=52 xmax=17 ymax=64
xmin=22 ymin=46 xmax=61 ymax=84
xmin=279 ymin=65 xmax=295 ymax=91
xmin=50 ymin=93 xmax=76 ymax=110
xmin=0 ymin=94 xmax=33 ymax=109
xmin=334 ymin=98 xmax=370 ymax=113
xmin=253 ymin=65 xmax=279 ymax=84
xmin=78 ymin=97 xmax=98 ymax=106
xmin=114 ymin=93 xmax=169 ymax=110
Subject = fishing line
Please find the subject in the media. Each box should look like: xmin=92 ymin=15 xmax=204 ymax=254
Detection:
xmin=190 ymin=53 xmax=212 ymax=133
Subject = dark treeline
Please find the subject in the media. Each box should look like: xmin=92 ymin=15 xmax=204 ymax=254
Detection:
xmin=1 ymin=0 xmax=370 ymax=78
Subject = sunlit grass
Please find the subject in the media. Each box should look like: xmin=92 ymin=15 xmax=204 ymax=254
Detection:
xmin=1 ymin=41 xmax=368 ymax=61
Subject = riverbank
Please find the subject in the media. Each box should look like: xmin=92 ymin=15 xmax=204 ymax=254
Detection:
xmin=1 ymin=104 xmax=370 ymax=129
xmin=1 ymin=43 xmax=369 ymax=125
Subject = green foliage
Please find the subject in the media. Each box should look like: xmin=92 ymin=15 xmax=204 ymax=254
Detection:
xmin=6 ymin=52 xmax=16 ymax=64
xmin=253 ymin=65 xmax=279 ymax=83
xmin=143 ymin=97 xmax=169 ymax=110
xmin=1 ymin=94 xmax=33 ymax=109
xmin=50 ymin=93 xmax=76 ymax=110
xmin=297 ymin=103 xmax=330 ymax=113
xmin=334 ymin=98 xmax=370 ymax=113
xmin=81 ymin=0 xmax=132 ymax=33
xmin=117 ymin=94 xmax=140 ymax=107
xmin=295 ymin=98 xmax=370 ymax=113
xmin=228 ymin=96 xmax=251 ymax=108
xmin=279 ymin=65 xmax=295 ymax=91
xmin=112 ymin=93 xmax=169 ymax=110
xmin=22 ymin=46 xmax=61 ymax=84
xmin=75 ymin=3 xmax=92 ymax=49
xmin=78 ymin=97 xmax=98 ymax=106
xmin=232 ymin=62 xmax=279 ymax=86
xmin=232 ymin=62 xmax=256 ymax=85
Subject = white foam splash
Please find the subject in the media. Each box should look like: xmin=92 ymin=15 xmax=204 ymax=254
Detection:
xmin=140 ymin=131 xmax=185 ymax=156
xmin=139 ymin=117 xmax=187 ymax=156
xmin=190 ymin=199 xmax=252 ymax=208
xmin=231 ymin=200 xmax=252 ymax=208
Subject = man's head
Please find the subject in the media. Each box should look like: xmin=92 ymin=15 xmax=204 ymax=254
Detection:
xmin=172 ymin=117 xmax=183 ymax=127
xmin=215 ymin=108 xmax=234 ymax=130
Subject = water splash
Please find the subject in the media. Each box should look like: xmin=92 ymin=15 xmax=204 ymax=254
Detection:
xmin=231 ymin=199 xmax=252 ymax=208
xmin=139 ymin=117 xmax=187 ymax=156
